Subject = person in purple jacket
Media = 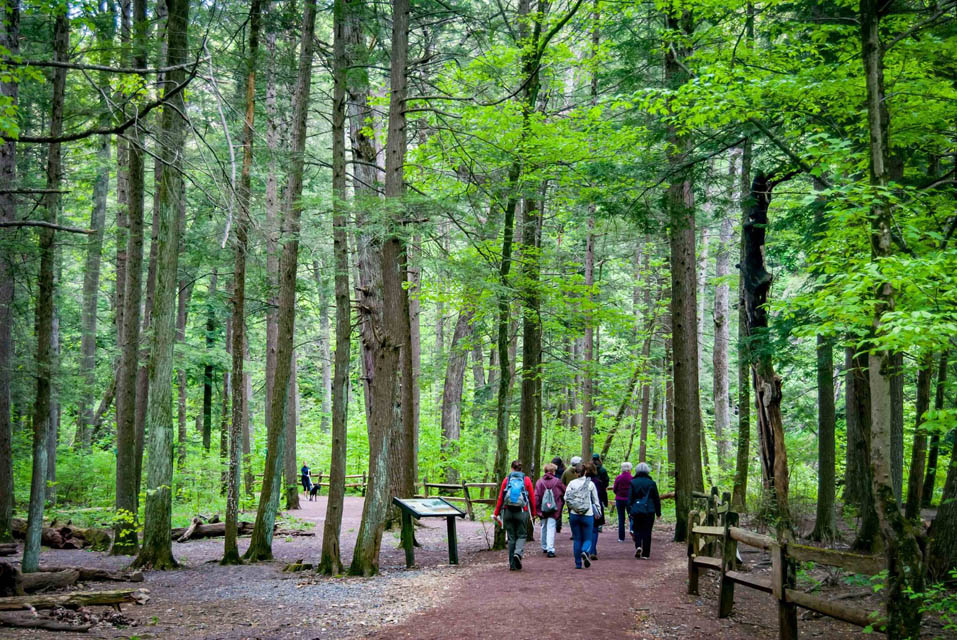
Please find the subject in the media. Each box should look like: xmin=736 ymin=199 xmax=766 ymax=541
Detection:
xmin=534 ymin=463 xmax=565 ymax=557
xmin=613 ymin=462 xmax=633 ymax=542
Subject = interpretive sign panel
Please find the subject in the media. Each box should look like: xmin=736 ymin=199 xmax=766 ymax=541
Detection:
xmin=393 ymin=497 xmax=466 ymax=519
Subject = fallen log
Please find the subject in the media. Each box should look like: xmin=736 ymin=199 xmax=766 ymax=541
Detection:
xmin=38 ymin=566 xmax=144 ymax=583
xmin=0 ymin=543 xmax=17 ymax=557
xmin=170 ymin=521 xmax=255 ymax=541
xmin=10 ymin=519 xmax=111 ymax=551
xmin=177 ymin=517 xmax=203 ymax=542
xmin=0 ymin=588 xmax=148 ymax=611
xmin=21 ymin=569 xmax=80 ymax=593
xmin=0 ymin=612 xmax=93 ymax=632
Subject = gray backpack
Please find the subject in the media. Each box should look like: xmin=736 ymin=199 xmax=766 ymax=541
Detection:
xmin=565 ymin=479 xmax=592 ymax=515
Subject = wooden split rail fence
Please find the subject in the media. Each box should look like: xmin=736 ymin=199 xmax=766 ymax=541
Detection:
xmin=295 ymin=473 xmax=498 ymax=521
xmin=688 ymin=487 xmax=885 ymax=639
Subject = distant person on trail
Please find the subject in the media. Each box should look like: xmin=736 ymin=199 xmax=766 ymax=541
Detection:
xmin=627 ymin=462 xmax=662 ymax=559
xmin=613 ymin=462 xmax=634 ymax=542
xmin=590 ymin=454 xmax=609 ymax=559
xmin=564 ymin=461 xmax=601 ymax=569
xmin=534 ymin=463 xmax=565 ymax=557
xmin=493 ymin=460 xmax=537 ymax=571
xmin=561 ymin=456 xmax=581 ymax=487
xmin=300 ymin=463 xmax=312 ymax=493
xmin=551 ymin=456 xmax=566 ymax=533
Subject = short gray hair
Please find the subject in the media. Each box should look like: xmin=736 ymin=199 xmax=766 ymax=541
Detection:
xmin=621 ymin=462 xmax=632 ymax=472
xmin=636 ymin=462 xmax=652 ymax=475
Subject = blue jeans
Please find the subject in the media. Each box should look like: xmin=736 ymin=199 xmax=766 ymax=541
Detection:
xmin=615 ymin=498 xmax=629 ymax=541
xmin=568 ymin=513 xmax=594 ymax=568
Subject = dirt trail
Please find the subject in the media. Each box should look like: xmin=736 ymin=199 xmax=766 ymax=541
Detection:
xmin=3 ymin=498 xmax=872 ymax=639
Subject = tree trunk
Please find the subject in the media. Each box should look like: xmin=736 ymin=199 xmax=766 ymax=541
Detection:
xmin=351 ymin=0 xmax=411 ymax=577
xmin=176 ymin=280 xmax=193 ymax=468
xmin=696 ymin=225 xmax=710 ymax=379
xmin=890 ymin=351 xmax=904 ymax=505
xmin=922 ymin=352 xmax=948 ymax=507
xmin=904 ymin=354 xmax=933 ymax=520
xmin=740 ymin=171 xmax=793 ymax=532
xmin=712 ymin=208 xmax=733 ymax=469
xmin=23 ymin=11 xmax=67 ymax=573
xmin=518 ymin=191 xmax=543 ymax=475
xmin=810 ymin=335 xmax=837 ymax=541
xmin=131 ymin=0 xmax=188 ymax=570
xmin=318 ymin=270 xmax=332 ymax=434
xmin=847 ymin=349 xmax=880 ymax=551
xmin=222 ymin=0 xmax=262 ymax=566
xmin=244 ymin=0 xmax=316 ymax=562
xmin=664 ymin=1 xmax=701 ymax=542
xmin=442 ymin=311 xmax=475 ymax=484
xmin=202 ymin=271 xmax=218 ymax=452
xmin=113 ymin=0 xmax=147 ymax=556
xmin=731 ymin=138 xmax=752 ymax=514
xmin=284 ymin=355 xmax=300 ymax=510
xmin=318 ymin=0 xmax=352 ymax=573
xmin=860 ymin=1 xmax=924 ymax=633
xmin=76 ymin=13 xmax=114 ymax=450
xmin=582 ymin=217 xmax=595 ymax=458
xmin=0 ymin=0 xmax=18 ymax=544
xmin=263 ymin=26 xmax=280 ymax=443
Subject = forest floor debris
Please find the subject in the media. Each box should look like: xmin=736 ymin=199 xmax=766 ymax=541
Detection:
xmin=0 ymin=496 xmax=906 ymax=639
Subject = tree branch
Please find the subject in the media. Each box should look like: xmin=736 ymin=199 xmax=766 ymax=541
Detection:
xmin=0 ymin=220 xmax=93 ymax=234
xmin=6 ymin=56 xmax=210 ymax=75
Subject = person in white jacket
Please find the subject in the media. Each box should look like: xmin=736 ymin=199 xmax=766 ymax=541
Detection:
xmin=563 ymin=462 xmax=601 ymax=569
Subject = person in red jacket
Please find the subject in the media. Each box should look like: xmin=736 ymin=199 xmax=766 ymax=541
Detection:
xmin=493 ymin=460 xmax=537 ymax=570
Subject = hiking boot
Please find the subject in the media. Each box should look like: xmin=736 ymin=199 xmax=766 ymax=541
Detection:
xmin=581 ymin=552 xmax=591 ymax=568
xmin=513 ymin=554 xmax=523 ymax=570
xmin=635 ymin=547 xmax=642 ymax=558
xmin=547 ymin=551 xmax=556 ymax=558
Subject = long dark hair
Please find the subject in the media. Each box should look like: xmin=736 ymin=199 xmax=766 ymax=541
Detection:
xmin=582 ymin=461 xmax=597 ymax=478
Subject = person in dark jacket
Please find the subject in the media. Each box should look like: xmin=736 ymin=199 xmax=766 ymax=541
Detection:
xmin=613 ymin=462 xmax=634 ymax=542
xmin=534 ymin=463 xmax=565 ymax=557
xmin=493 ymin=460 xmax=537 ymax=570
xmin=300 ymin=463 xmax=312 ymax=493
xmin=627 ymin=462 xmax=662 ymax=559
xmin=551 ymin=456 xmax=566 ymax=533
xmin=589 ymin=454 xmax=609 ymax=559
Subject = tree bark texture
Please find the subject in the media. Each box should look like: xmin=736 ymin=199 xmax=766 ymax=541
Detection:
xmin=740 ymin=171 xmax=792 ymax=532
xmin=904 ymin=354 xmax=933 ymax=521
xmin=442 ymin=310 xmax=475 ymax=484
xmin=810 ymin=336 xmax=837 ymax=541
xmin=665 ymin=2 xmax=701 ymax=542
xmin=922 ymin=352 xmax=948 ymax=507
xmin=0 ymin=0 xmax=19 ymax=544
xmin=24 ymin=11 xmax=67 ymax=573
xmin=202 ymin=271 xmax=218 ymax=451
xmin=131 ymin=0 xmax=188 ymax=570
xmin=732 ymin=139 xmax=752 ymax=514
xmin=318 ymin=0 xmax=352 ymax=575
xmin=113 ymin=0 xmax=147 ymax=556
xmin=245 ymin=0 xmax=316 ymax=563
xmin=860 ymin=1 xmax=924 ymax=633
xmin=284 ymin=355 xmax=300 ymax=510
xmin=712 ymin=205 xmax=733 ymax=469
xmin=223 ymin=0 xmax=262 ymax=566
xmin=352 ymin=0 xmax=411 ymax=576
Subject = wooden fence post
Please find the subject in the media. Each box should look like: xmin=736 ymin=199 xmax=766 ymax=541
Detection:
xmin=772 ymin=541 xmax=798 ymax=640
xmin=688 ymin=510 xmax=700 ymax=595
xmin=461 ymin=481 xmax=474 ymax=521
xmin=361 ymin=471 xmax=367 ymax=497
xmin=718 ymin=510 xmax=738 ymax=618
xmin=423 ymin=477 xmax=429 ymax=497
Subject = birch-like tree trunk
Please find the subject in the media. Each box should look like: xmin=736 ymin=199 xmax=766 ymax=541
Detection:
xmin=442 ymin=310 xmax=474 ymax=484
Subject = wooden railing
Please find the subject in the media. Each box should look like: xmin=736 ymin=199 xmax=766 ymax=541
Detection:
xmin=688 ymin=487 xmax=885 ymax=637
xmin=414 ymin=478 xmax=499 ymax=521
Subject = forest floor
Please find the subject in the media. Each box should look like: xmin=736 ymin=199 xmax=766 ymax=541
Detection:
xmin=3 ymin=496 xmax=887 ymax=639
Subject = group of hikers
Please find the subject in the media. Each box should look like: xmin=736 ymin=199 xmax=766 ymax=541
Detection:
xmin=492 ymin=454 xmax=662 ymax=571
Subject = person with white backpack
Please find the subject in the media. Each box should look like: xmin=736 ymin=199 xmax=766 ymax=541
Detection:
xmin=493 ymin=460 xmax=537 ymax=570
xmin=534 ymin=463 xmax=565 ymax=557
xmin=563 ymin=462 xmax=602 ymax=569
